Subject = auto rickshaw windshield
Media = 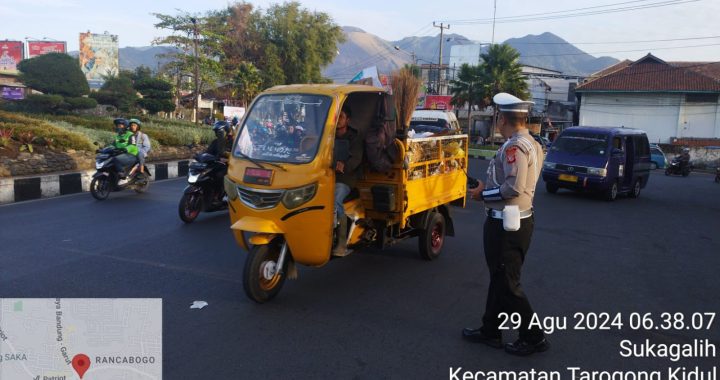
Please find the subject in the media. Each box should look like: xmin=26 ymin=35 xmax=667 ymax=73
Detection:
xmin=234 ymin=94 xmax=332 ymax=164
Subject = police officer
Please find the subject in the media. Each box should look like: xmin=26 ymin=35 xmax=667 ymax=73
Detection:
xmin=463 ymin=92 xmax=549 ymax=356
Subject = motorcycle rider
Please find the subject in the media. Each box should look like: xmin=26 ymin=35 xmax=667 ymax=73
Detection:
xmin=111 ymin=118 xmax=139 ymax=181
xmin=206 ymin=120 xmax=232 ymax=158
xmin=679 ymin=147 xmax=691 ymax=171
xmin=127 ymin=118 xmax=151 ymax=176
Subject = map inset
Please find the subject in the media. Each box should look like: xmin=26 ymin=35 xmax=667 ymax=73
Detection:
xmin=0 ymin=298 xmax=162 ymax=379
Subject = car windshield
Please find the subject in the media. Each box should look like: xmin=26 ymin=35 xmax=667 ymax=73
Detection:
xmin=410 ymin=118 xmax=449 ymax=129
xmin=550 ymin=132 xmax=609 ymax=156
xmin=234 ymin=94 xmax=332 ymax=164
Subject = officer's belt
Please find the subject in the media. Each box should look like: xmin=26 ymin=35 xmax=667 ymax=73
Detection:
xmin=486 ymin=208 xmax=533 ymax=220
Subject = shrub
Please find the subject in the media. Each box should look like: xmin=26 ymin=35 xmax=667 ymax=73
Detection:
xmin=64 ymin=97 xmax=98 ymax=110
xmin=21 ymin=94 xmax=64 ymax=113
xmin=0 ymin=111 xmax=95 ymax=152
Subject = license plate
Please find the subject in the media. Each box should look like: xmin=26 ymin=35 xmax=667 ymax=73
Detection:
xmin=243 ymin=167 xmax=274 ymax=185
xmin=559 ymin=174 xmax=578 ymax=182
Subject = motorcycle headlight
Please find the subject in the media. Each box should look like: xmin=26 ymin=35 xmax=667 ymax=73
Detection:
xmin=281 ymin=183 xmax=317 ymax=209
xmin=224 ymin=176 xmax=238 ymax=201
xmin=543 ymin=161 xmax=556 ymax=169
xmin=587 ymin=167 xmax=607 ymax=177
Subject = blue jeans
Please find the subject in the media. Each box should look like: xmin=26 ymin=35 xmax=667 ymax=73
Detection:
xmin=334 ymin=182 xmax=351 ymax=225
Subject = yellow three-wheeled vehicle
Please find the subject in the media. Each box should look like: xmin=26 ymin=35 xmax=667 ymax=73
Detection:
xmin=224 ymin=84 xmax=468 ymax=303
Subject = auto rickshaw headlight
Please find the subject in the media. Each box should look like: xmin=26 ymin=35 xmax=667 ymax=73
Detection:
xmin=224 ymin=176 xmax=239 ymax=201
xmin=282 ymin=183 xmax=317 ymax=209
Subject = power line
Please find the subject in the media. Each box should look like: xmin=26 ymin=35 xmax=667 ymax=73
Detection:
xmin=503 ymin=35 xmax=720 ymax=45
xmin=444 ymin=0 xmax=660 ymax=23
xmin=444 ymin=0 xmax=697 ymax=25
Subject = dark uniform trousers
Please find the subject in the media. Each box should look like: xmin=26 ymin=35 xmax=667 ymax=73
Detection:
xmin=482 ymin=215 xmax=544 ymax=344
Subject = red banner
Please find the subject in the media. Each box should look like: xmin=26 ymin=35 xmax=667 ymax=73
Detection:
xmin=0 ymin=41 xmax=24 ymax=73
xmin=424 ymin=95 xmax=454 ymax=111
xmin=27 ymin=41 xmax=66 ymax=58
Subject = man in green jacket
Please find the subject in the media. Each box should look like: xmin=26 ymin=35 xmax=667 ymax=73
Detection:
xmin=111 ymin=118 xmax=138 ymax=179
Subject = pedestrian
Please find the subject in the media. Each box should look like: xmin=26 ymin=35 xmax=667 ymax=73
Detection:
xmin=464 ymin=92 xmax=549 ymax=356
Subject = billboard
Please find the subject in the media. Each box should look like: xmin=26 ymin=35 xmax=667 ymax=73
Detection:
xmin=424 ymin=95 xmax=454 ymax=110
xmin=1 ymin=86 xmax=24 ymax=100
xmin=79 ymin=32 xmax=119 ymax=89
xmin=27 ymin=41 xmax=67 ymax=58
xmin=0 ymin=41 xmax=24 ymax=74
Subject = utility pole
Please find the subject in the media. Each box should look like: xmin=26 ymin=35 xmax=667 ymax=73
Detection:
xmin=491 ymin=0 xmax=497 ymax=44
xmin=191 ymin=17 xmax=200 ymax=124
xmin=433 ymin=22 xmax=449 ymax=95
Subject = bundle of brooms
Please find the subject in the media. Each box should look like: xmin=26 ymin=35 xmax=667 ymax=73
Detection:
xmin=391 ymin=68 xmax=422 ymax=134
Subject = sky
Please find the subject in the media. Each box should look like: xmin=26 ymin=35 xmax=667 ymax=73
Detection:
xmin=1 ymin=0 xmax=719 ymax=62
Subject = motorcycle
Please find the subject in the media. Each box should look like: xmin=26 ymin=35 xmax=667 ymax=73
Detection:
xmin=178 ymin=153 xmax=228 ymax=223
xmin=664 ymin=156 xmax=692 ymax=177
xmin=90 ymin=147 xmax=151 ymax=200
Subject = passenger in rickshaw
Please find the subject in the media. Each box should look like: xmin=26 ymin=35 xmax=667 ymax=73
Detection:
xmin=332 ymin=104 xmax=363 ymax=257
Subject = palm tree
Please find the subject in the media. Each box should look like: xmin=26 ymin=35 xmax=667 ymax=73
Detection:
xmin=479 ymin=43 xmax=529 ymax=143
xmin=449 ymin=64 xmax=487 ymax=133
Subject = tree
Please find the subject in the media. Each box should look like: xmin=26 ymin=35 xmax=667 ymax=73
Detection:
xmin=17 ymin=53 xmax=96 ymax=113
xmin=478 ymin=44 xmax=529 ymax=143
xmin=480 ymin=44 xmax=529 ymax=99
xmin=450 ymin=64 xmax=488 ymax=133
xmin=232 ymin=62 xmax=263 ymax=107
xmin=133 ymin=66 xmax=176 ymax=115
xmin=152 ymin=11 xmax=227 ymax=122
xmin=90 ymin=71 xmax=139 ymax=112
xmin=250 ymin=2 xmax=344 ymax=85
xmin=18 ymin=53 xmax=90 ymax=97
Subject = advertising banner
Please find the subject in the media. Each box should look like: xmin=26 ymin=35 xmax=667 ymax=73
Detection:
xmin=223 ymin=106 xmax=246 ymax=120
xmin=27 ymin=41 xmax=67 ymax=58
xmin=1 ymin=86 xmax=24 ymax=100
xmin=0 ymin=41 xmax=24 ymax=74
xmin=79 ymin=32 xmax=119 ymax=89
xmin=424 ymin=95 xmax=454 ymax=110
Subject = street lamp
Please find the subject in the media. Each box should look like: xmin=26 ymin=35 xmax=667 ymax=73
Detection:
xmin=393 ymin=45 xmax=416 ymax=65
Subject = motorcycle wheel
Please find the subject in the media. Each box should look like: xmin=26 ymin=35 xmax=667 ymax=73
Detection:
xmin=664 ymin=168 xmax=671 ymax=176
xmin=90 ymin=177 xmax=110 ymax=200
xmin=243 ymin=242 xmax=288 ymax=303
xmin=682 ymin=169 xmax=690 ymax=177
xmin=178 ymin=192 xmax=202 ymax=223
xmin=133 ymin=173 xmax=150 ymax=193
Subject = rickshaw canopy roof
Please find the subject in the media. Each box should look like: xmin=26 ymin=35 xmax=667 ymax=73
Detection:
xmin=262 ymin=84 xmax=387 ymax=97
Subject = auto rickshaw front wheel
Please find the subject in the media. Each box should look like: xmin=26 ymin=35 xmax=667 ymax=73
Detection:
xmin=243 ymin=243 xmax=288 ymax=303
xmin=418 ymin=211 xmax=446 ymax=260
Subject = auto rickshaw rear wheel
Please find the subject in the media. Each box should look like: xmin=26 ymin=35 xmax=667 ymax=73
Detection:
xmin=419 ymin=211 xmax=446 ymax=261
xmin=243 ymin=243 xmax=288 ymax=303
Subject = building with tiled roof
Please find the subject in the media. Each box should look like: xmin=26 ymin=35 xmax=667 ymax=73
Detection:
xmin=576 ymin=54 xmax=720 ymax=143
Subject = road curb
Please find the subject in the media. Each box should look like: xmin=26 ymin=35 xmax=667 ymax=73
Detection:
xmin=0 ymin=159 xmax=190 ymax=205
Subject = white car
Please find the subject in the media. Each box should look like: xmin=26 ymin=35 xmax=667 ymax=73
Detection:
xmin=410 ymin=110 xmax=462 ymax=134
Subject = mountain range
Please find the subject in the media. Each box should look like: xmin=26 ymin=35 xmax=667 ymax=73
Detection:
xmin=73 ymin=29 xmax=618 ymax=80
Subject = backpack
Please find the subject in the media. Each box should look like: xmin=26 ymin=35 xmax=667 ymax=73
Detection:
xmin=364 ymin=94 xmax=399 ymax=173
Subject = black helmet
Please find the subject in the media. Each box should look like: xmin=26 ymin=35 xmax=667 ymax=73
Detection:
xmin=213 ymin=120 xmax=230 ymax=134
xmin=113 ymin=118 xmax=128 ymax=127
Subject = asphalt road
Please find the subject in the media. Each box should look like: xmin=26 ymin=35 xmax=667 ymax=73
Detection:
xmin=1 ymin=160 xmax=719 ymax=378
